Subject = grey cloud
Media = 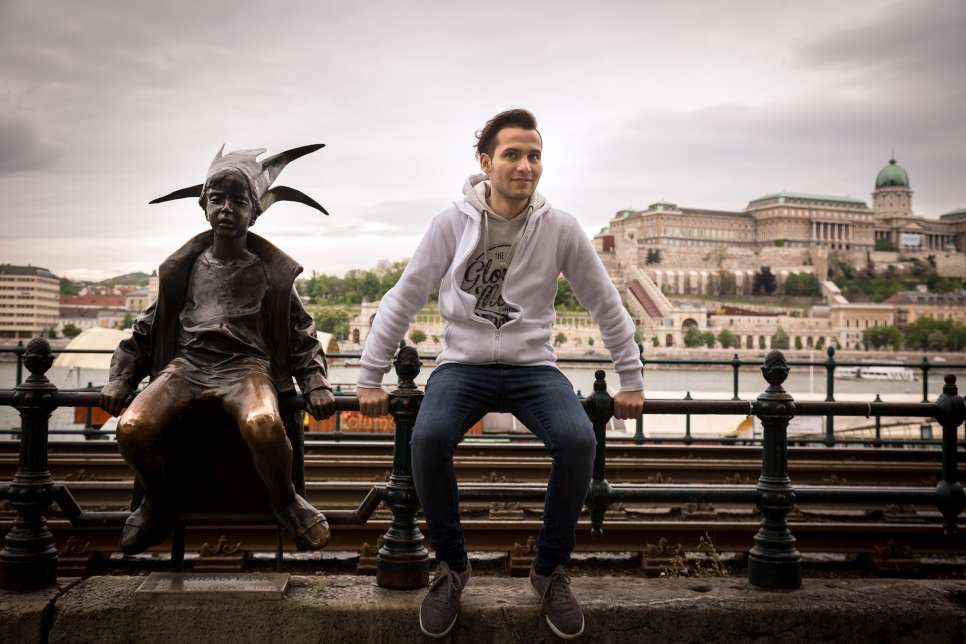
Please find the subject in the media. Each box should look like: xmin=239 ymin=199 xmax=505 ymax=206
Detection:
xmin=0 ymin=115 xmax=61 ymax=173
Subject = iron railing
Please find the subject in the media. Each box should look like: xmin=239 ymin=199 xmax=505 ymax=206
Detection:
xmin=2 ymin=344 xmax=962 ymax=448
xmin=0 ymin=337 xmax=964 ymax=592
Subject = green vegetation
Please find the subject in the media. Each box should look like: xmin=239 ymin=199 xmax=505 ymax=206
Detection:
xmin=864 ymin=318 xmax=966 ymax=352
xmin=300 ymin=260 xmax=428 ymax=305
xmin=683 ymin=326 xmax=704 ymax=348
xmin=409 ymin=329 xmax=427 ymax=345
xmin=554 ymin=278 xmax=587 ymax=312
xmin=716 ymin=329 xmax=737 ymax=348
xmin=121 ymin=313 xmax=135 ymax=329
xmin=830 ymin=255 xmax=965 ymax=303
xmin=59 ymin=277 xmax=81 ymax=296
xmin=645 ymin=248 xmax=663 ymax=265
xmin=554 ymin=332 xmax=568 ymax=347
xmin=781 ymin=272 xmax=820 ymax=297
xmin=752 ymin=267 xmax=777 ymax=296
xmin=311 ymin=306 xmax=354 ymax=340
xmin=61 ymin=323 xmax=82 ymax=338
xmin=100 ymin=272 xmax=150 ymax=287
xmin=771 ymin=326 xmax=789 ymax=349
xmin=874 ymin=238 xmax=897 ymax=252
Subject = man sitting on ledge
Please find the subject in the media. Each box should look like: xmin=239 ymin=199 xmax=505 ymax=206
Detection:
xmin=357 ymin=109 xmax=645 ymax=639
xmin=100 ymin=144 xmax=336 ymax=555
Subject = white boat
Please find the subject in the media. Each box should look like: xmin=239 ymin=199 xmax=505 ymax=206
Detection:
xmin=834 ymin=366 xmax=860 ymax=379
xmin=857 ymin=366 xmax=916 ymax=381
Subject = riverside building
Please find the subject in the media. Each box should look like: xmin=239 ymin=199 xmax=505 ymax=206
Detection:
xmin=0 ymin=264 xmax=60 ymax=340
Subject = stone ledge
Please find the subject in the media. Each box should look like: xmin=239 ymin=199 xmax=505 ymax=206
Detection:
xmin=3 ymin=576 xmax=964 ymax=643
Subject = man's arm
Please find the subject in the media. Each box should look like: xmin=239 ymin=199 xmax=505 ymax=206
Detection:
xmin=560 ymin=216 xmax=645 ymax=418
xmin=100 ymin=300 xmax=157 ymax=416
xmin=288 ymin=288 xmax=335 ymax=419
xmin=357 ymin=213 xmax=458 ymax=416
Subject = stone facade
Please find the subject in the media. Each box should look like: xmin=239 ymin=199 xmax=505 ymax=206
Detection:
xmin=0 ymin=264 xmax=60 ymax=340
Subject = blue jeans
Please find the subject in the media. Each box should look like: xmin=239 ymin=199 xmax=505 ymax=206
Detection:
xmin=411 ymin=363 xmax=596 ymax=573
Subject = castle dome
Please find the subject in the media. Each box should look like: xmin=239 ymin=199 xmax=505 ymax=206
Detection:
xmin=875 ymin=157 xmax=910 ymax=189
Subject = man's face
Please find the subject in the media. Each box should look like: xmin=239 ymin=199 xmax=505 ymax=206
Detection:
xmin=480 ymin=127 xmax=543 ymax=205
xmin=205 ymin=170 xmax=254 ymax=239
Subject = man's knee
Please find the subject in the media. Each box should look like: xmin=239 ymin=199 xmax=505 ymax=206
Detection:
xmin=557 ymin=421 xmax=597 ymax=464
xmin=241 ymin=411 xmax=286 ymax=447
xmin=411 ymin=420 xmax=457 ymax=457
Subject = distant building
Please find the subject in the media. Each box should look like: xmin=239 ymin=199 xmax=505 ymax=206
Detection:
xmin=0 ymin=264 xmax=60 ymax=340
xmin=884 ymin=287 xmax=966 ymax=326
xmin=59 ymin=293 xmax=127 ymax=310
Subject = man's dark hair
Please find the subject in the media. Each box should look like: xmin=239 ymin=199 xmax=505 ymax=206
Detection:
xmin=475 ymin=109 xmax=540 ymax=159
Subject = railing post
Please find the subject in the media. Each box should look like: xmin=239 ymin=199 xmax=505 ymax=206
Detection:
xmin=731 ymin=353 xmax=741 ymax=401
xmin=0 ymin=338 xmax=58 ymax=590
xmin=14 ymin=340 xmax=24 ymax=387
xmin=333 ymin=384 xmax=342 ymax=436
xmin=634 ymin=342 xmax=646 ymax=444
xmin=824 ymin=346 xmax=836 ymax=446
xmin=585 ymin=370 xmax=613 ymax=536
xmin=873 ymin=393 xmax=882 ymax=448
xmin=934 ymin=375 xmax=965 ymax=535
xmin=683 ymin=391 xmax=693 ymax=445
xmin=748 ymin=350 xmax=801 ymax=589
xmin=377 ymin=344 xmax=429 ymax=588
xmin=921 ymin=356 xmax=931 ymax=403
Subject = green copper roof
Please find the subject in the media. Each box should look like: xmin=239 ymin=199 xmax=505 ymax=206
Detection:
xmin=940 ymin=207 xmax=966 ymax=221
xmin=648 ymin=201 xmax=678 ymax=210
xmin=875 ymin=157 xmax=910 ymax=189
xmin=747 ymin=192 xmax=868 ymax=207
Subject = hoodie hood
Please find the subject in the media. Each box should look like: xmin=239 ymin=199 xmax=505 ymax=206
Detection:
xmin=461 ymin=173 xmax=547 ymax=218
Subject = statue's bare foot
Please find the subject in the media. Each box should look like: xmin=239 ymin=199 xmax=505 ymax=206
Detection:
xmin=275 ymin=494 xmax=330 ymax=550
xmin=120 ymin=498 xmax=172 ymax=555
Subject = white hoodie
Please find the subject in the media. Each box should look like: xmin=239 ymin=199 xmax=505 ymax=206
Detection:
xmin=357 ymin=176 xmax=644 ymax=391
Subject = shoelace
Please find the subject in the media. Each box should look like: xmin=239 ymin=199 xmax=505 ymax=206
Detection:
xmin=545 ymin=570 xmax=575 ymax=606
xmin=429 ymin=568 xmax=462 ymax=605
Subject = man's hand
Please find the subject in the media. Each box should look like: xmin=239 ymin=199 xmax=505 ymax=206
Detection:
xmin=358 ymin=386 xmax=389 ymax=417
xmin=305 ymin=388 xmax=336 ymax=420
xmin=613 ymin=389 xmax=645 ymax=420
xmin=99 ymin=380 xmax=134 ymax=417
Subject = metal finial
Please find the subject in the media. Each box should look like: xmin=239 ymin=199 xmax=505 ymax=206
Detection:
xmin=393 ymin=345 xmax=420 ymax=389
xmin=761 ymin=350 xmax=789 ymax=387
xmin=944 ymin=374 xmax=957 ymax=396
xmin=23 ymin=337 xmax=53 ymax=380
xmin=594 ymin=370 xmax=607 ymax=393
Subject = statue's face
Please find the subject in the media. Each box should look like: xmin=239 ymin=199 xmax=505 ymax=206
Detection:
xmin=205 ymin=170 xmax=254 ymax=239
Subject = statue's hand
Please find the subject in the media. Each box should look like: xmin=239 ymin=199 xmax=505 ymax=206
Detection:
xmin=305 ymin=388 xmax=336 ymax=420
xmin=100 ymin=380 xmax=134 ymax=417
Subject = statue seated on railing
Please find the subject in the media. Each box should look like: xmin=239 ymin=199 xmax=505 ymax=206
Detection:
xmin=98 ymin=144 xmax=337 ymax=555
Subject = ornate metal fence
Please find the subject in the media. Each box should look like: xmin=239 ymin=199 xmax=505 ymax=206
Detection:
xmin=1 ymin=338 xmax=963 ymax=592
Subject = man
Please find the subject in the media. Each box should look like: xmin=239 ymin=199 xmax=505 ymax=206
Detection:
xmin=357 ymin=109 xmax=644 ymax=639
xmin=99 ymin=145 xmax=336 ymax=555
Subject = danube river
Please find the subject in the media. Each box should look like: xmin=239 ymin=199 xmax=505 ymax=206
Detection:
xmin=1 ymin=360 xmax=961 ymax=438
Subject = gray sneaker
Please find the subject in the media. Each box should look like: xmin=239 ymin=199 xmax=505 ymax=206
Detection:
xmin=419 ymin=560 xmax=471 ymax=638
xmin=530 ymin=564 xmax=585 ymax=639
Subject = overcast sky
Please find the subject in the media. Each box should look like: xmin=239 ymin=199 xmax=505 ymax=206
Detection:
xmin=1 ymin=0 xmax=964 ymax=281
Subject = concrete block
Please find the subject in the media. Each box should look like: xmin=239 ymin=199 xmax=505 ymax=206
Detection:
xmin=0 ymin=582 xmax=67 ymax=644
xmin=35 ymin=575 xmax=966 ymax=643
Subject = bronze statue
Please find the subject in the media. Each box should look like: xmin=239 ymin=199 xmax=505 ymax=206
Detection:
xmin=99 ymin=144 xmax=336 ymax=554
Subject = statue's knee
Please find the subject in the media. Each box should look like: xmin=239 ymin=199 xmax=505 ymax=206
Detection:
xmin=117 ymin=411 xmax=154 ymax=450
xmin=242 ymin=411 xmax=285 ymax=447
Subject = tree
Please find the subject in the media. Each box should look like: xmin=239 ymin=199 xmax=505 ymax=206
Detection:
xmin=554 ymin=278 xmax=584 ymax=311
xmin=121 ymin=313 xmax=135 ymax=329
xmin=701 ymin=331 xmax=716 ymax=348
xmin=683 ymin=326 xmax=704 ymax=348
xmin=752 ymin=266 xmax=777 ymax=296
xmin=772 ymin=326 xmax=789 ymax=349
xmin=874 ymin=238 xmax=897 ymax=252
xmin=716 ymin=329 xmax=737 ymax=349
xmin=62 ymin=323 xmax=82 ymax=339
xmin=863 ymin=325 xmax=902 ymax=350
xmin=554 ymin=332 xmax=568 ymax=347
xmin=927 ymin=330 xmax=948 ymax=352
xmin=409 ymin=329 xmax=427 ymax=345
xmin=313 ymin=309 xmax=352 ymax=339
xmin=717 ymin=271 xmax=737 ymax=297
xmin=783 ymin=272 xmax=820 ymax=297
xmin=44 ymin=327 xmax=58 ymax=339
xmin=815 ymin=337 xmax=826 ymax=350
xmin=645 ymin=249 xmax=663 ymax=265
xmin=587 ymin=337 xmax=594 ymax=346
xmin=794 ymin=336 xmax=803 ymax=350
xmin=59 ymin=277 xmax=82 ymax=296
